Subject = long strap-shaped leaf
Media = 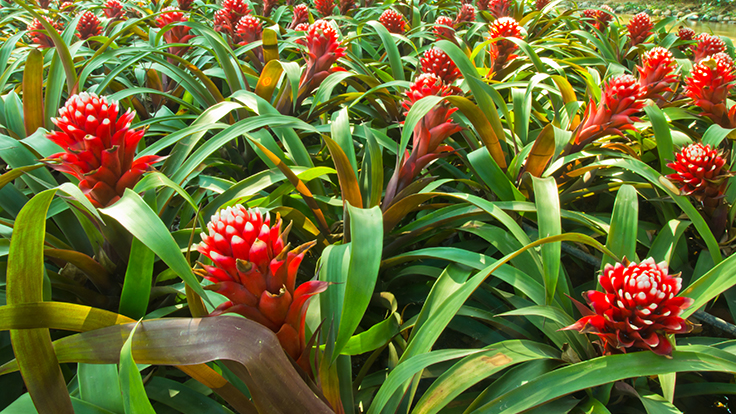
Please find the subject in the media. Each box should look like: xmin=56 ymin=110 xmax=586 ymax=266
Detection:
xmin=5 ymin=317 xmax=334 ymax=414
xmin=0 ymin=302 xmax=257 ymax=413
xmin=6 ymin=189 xmax=74 ymax=413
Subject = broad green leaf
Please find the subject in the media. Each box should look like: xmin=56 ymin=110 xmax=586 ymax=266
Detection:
xmin=324 ymin=134 xmax=363 ymax=208
xmin=601 ymin=184 xmax=638 ymax=270
xmin=340 ymin=313 xmax=400 ymax=355
xmin=78 ymin=364 xmax=124 ymax=414
xmin=532 ymin=176 xmax=561 ymax=304
xmin=644 ymin=105 xmax=675 ymax=174
xmin=6 ymin=189 xmax=73 ymax=413
xmin=366 ymin=21 xmax=404 ymax=81
xmin=22 ymin=49 xmax=44 ymax=136
xmin=100 ymin=190 xmax=210 ymax=305
xmin=119 ymin=321 xmax=156 ymax=414
xmin=119 ymin=237 xmax=155 ymax=320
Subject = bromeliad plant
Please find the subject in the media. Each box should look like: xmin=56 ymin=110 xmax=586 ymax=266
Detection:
xmin=4 ymin=0 xmax=736 ymax=413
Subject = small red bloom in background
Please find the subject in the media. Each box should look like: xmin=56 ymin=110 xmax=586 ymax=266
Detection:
xmin=196 ymin=205 xmax=327 ymax=371
xmin=45 ymin=93 xmax=164 ymax=208
xmin=420 ymin=47 xmax=462 ymax=84
xmin=487 ymin=17 xmax=523 ymax=75
xmin=315 ymin=0 xmax=335 ymax=17
xmin=453 ymin=3 xmax=475 ymax=28
xmin=434 ymin=16 xmax=455 ymax=41
xmin=535 ymin=0 xmax=549 ymax=10
xmin=178 ymin=0 xmax=194 ymax=11
xmin=235 ymin=15 xmax=263 ymax=60
xmin=573 ymin=74 xmax=645 ymax=148
xmin=294 ymin=22 xmax=309 ymax=31
xmin=667 ymin=143 xmax=731 ymax=201
xmin=486 ymin=0 xmax=511 ymax=18
xmin=684 ymin=53 xmax=736 ymax=128
xmin=384 ymin=74 xmax=462 ymax=208
xmin=677 ymin=26 xmax=695 ymax=52
xmin=562 ymin=258 xmax=693 ymax=356
xmin=28 ymin=17 xmax=63 ymax=49
xmin=214 ymin=0 xmax=251 ymax=41
xmin=338 ymin=0 xmax=355 ymax=15
xmin=584 ymin=6 xmax=614 ymax=32
xmin=627 ymin=12 xmax=652 ymax=46
xmin=692 ymin=33 xmax=726 ymax=62
xmin=60 ymin=1 xmax=75 ymax=12
xmin=77 ymin=11 xmax=102 ymax=40
xmin=289 ymin=4 xmax=309 ymax=29
xmin=104 ymin=0 xmax=125 ymax=19
xmin=155 ymin=7 xmax=196 ymax=58
xmin=380 ymin=9 xmax=408 ymax=34
xmin=637 ymin=46 xmax=678 ymax=101
xmin=597 ymin=5 xmax=614 ymax=28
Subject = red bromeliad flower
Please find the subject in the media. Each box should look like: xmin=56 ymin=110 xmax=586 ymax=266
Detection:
xmin=28 ymin=17 xmax=63 ymax=49
xmin=384 ymin=74 xmax=462 ymax=208
xmin=562 ymin=258 xmax=693 ymax=356
xmin=289 ymin=4 xmax=309 ymax=29
xmin=196 ymin=206 xmax=328 ymax=370
xmin=77 ymin=11 xmax=102 ymax=40
xmin=380 ymin=9 xmax=407 ymax=34
xmin=488 ymin=17 xmax=523 ymax=74
xmin=235 ymin=15 xmax=263 ymax=61
xmin=315 ymin=0 xmax=335 ymax=17
xmin=178 ymin=0 xmax=194 ymax=11
xmin=155 ymin=7 xmax=196 ymax=57
xmin=294 ymin=22 xmax=309 ymax=31
xmin=214 ymin=0 xmax=251 ymax=40
xmin=420 ymin=47 xmax=462 ymax=84
xmin=338 ymin=0 xmax=355 ymax=15
xmin=637 ymin=46 xmax=678 ymax=101
xmin=583 ymin=6 xmax=613 ymax=32
xmin=45 ymin=93 xmax=164 ymax=208
xmin=677 ymin=26 xmax=695 ymax=52
xmin=573 ymin=74 xmax=645 ymax=148
xmin=627 ymin=12 xmax=652 ymax=46
xmin=453 ymin=3 xmax=475 ymax=28
xmin=434 ymin=16 xmax=455 ymax=40
xmin=60 ymin=1 xmax=74 ymax=12
xmin=104 ymin=0 xmax=125 ymax=19
xmin=684 ymin=53 xmax=736 ymax=128
xmin=692 ymin=33 xmax=726 ymax=62
xmin=667 ymin=143 xmax=731 ymax=201
xmin=535 ymin=0 xmax=549 ymax=10
xmin=486 ymin=0 xmax=511 ymax=18
xmin=598 ymin=5 xmax=614 ymax=27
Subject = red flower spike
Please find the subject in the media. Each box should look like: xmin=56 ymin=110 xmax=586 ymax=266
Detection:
xmin=45 ymin=93 xmax=164 ymax=207
xmin=385 ymin=74 xmax=461 ymax=208
xmin=677 ymin=26 xmax=695 ymax=52
xmin=76 ymin=11 xmax=102 ymax=40
xmin=434 ymin=16 xmax=455 ymax=40
xmin=294 ymin=22 xmax=309 ymax=31
xmin=197 ymin=205 xmax=327 ymax=369
xmin=627 ymin=12 xmax=652 ymax=46
xmin=289 ymin=4 xmax=309 ymax=29
xmin=573 ymin=74 xmax=645 ymax=147
xmin=667 ymin=143 xmax=731 ymax=201
xmin=235 ymin=15 xmax=263 ymax=45
xmin=692 ymin=33 xmax=726 ymax=62
xmin=178 ymin=0 xmax=194 ymax=11
xmin=563 ymin=258 xmax=694 ymax=356
xmin=453 ymin=4 xmax=475 ymax=28
xmin=214 ymin=0 xmax=251 ymax=40
xmin=338 ymin=0 xmax=355 ymax=15
xmin=535 ymin=0 xmax=549 ymax=10
xmin=486 ymin=0 xmax=511 ymax=18
xmin=420 ymin=47 xmax=462 ymax=84
xmin=380 ymin=9 xmax=407 ymax=34
xmin=28 ymin=17 xmax=63 ymax=49
xmin=598 ymin=5 xmax=614 ymax=27
xmin=684 ymin=53 xmax=736 ymax=128
xmin=60 ymin=2 xmax=75 ymax=12
xmin=155 ymin=7 xmax=196 ymax=57
xmin=315 ymin=0 xmax=335 ymax=17
xmin=637 ymin=46 xmax=678 ymax=101
xmin=488 ymin=17 xmax=523 ymax=74
xmin=104 ymin=0 xmax=125 ymax=19
xmin=295 ymin=20 xmax=346 ymax=98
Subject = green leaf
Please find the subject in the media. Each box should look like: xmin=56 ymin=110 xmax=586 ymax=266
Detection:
xmin=601 ymin=184 xmax=638 ymax=270
xmin=145 ymin=377 xmax=229 ymax=414
xmin=366 ymin=21 xmax=404 ymax=81
xmin=78 ymin=364 xmax=125 ymax=414
xmin=22 ymin=49 xmax=44 ymax=136
xmin=333 ymin=205 xmax=383 ymax=360
xmin=6 ymin=189 xmax=73 ymax=413
xmin=119 ymin=321 xmax=156 ymax=414
xmin=532 ymin=176 xmax=561 ymax=304
xmin=339 ymin=313 xmax=400 ymax=355
xmin=644 ymin=105 xmax=675 ymax=175
xmin=119 ymin=237 xmax=155 ymax=320
xmin=100 ymin=190 xmax=210 ymax=305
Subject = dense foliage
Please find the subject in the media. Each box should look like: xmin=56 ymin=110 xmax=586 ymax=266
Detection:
xmin=2 ymin=0 xmax=736 ymax=412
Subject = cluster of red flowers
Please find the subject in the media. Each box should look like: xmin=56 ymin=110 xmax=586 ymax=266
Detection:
xmin=487 ymin=17 xmax=524 ymax=76
xmin=582 ymin=5 xmax=614 ymax=32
